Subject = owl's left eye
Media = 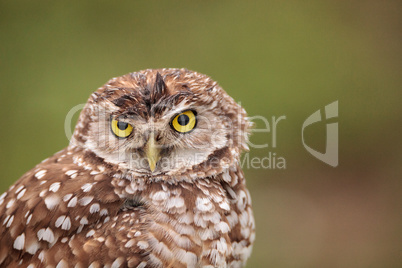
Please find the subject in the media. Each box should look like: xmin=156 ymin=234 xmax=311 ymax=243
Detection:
xmin=111 ymin=118 xmax=133 ymax=138
xmin=171 ymin=110 xmax=197 ymax=133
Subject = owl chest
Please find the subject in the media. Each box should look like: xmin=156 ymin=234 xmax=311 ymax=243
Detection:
xmin=139 ymin=186 xmax=235 ymax=266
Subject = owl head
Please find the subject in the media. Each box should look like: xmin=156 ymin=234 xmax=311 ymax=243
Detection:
xmin=70 ymin=69 xmax=251 ymax=179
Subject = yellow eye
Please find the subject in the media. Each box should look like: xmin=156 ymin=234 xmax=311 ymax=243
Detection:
xmin=171 ymin=110 xmax=197 ymax=133
xmin=111 ymin=118 xmax=133 ymax=138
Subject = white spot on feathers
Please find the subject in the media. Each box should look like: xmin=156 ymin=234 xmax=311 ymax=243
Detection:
xmin=166 ymin=196 xmax=185 ymax=209
xmin=100 ymin=208 xmax=108 ymax=216
xmin=67 ymin=196 xmax=78 ymax=207
xmin=56 ymin=259 xmax=68 ymax=268
xmin=26 ymin=241 xmax=40 ymax=255
xmin=49 ymin=182 xmax=61 ymax=192
xmin=90 ymin=203 xmax=100 ymax=214
xmin=215 ymin=237 xmax=228 ymax=253
xmin=226 ymin=210 xmax=239 ymax=227
xmin=39 ymin=189 xmax=47 ymax=197
xmin=137 ymin=240 xmax=149 ymax=249
xmin=6 ymin=216 xmax=14 ymax=228
xmin=222 ymin=170 xmax=231 ymax=182
xmin=61 ymin=217 xmax=71 ymax=230
xmin=35 ymin=170 xmax=47 ymax=179
xmin=137 ymin=262 xmax=147 ymax=268
xmin=63 ymin=193 xmax=73 ymax=202
xmin=199 ymin=228 xmax=215 ymax=240
xmin=65 ymin=170 xmax=78 ymax=177
xmin=15 ymin=185 xmax=24 ymax=194
xmin=176 ymin=249 xmax=197 ymax=266
xmin=6 ymin=199 xmax=15 ymax=209
xmin=215 ymin=221 xmax=230 ymax=233
xmin=237 ymin=190 xmax=247 ymax=211
xmin=26 ymin=214 xmax=33 ymax=224
xmin=45 ymin=195 xmax=60 ymax=210
xmin=111 ymin=257 xmax=124 ymax=268
xmin=239 ymin=211 xmax=249 ymax=228
xmin=81 ymin=183 xmax=94 ymax=192
xmin=151 ymin=191 xmax=169 ymax=201
xmin=219 ymin=201 xmax=230 ymax=211
xmin=89 ymin=262 xmax=100 ymax=268
xmin=13 ymin=233 xmax=25 ymax=250
xmin=196 ymin=197 xmax=213 ymax=212
xmin=0 ymin=192 xmax=7 ymax=205
xmin=125 ymin=239 xmax=136 ymax=248
xmin=80 ymin=216 xmax=88 ymax=225
xmin=17 ymin=188 xmax=26 ymax=200
xmin=55 ymin=215 xmax=72 ymax=230
xmin=38 ymin=251 xmax=45 ymax=262
xmin=3 ymin=215 xmax=14 ymax=227
xmin=79 ymin=196 xmax=93 ymax=206
xmin=37 ymin=228 xmax=55 ymax=243
xmin=86 ymin=229 xmax=95 ymax=237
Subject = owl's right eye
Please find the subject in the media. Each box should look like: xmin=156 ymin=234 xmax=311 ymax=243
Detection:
xmin=111 ymin=118 xmax=133 ymax=138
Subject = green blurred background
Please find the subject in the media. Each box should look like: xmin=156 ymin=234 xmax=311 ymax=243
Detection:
xmin=1 ymin=1 xmax=401 ymax=267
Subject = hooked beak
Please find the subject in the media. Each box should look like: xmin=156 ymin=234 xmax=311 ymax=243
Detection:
xmin=145 ymin=132 xmax=161 ymax=172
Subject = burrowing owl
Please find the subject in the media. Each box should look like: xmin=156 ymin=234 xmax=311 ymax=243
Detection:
xmin=0 ymin=69 xmax=255 ymax=267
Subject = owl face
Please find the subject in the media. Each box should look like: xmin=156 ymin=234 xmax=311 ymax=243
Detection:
xmin=71 ymin=69 xmax=250 ymax=178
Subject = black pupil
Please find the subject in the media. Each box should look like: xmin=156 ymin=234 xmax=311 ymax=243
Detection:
xmin=117 ymin=121 xmax=128 ymax=130
xmin=177 ymin=114 xmax=190 ymax=126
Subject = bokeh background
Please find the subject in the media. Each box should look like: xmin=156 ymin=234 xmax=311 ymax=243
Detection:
xmin=1 ymin=1 xmax=401 ymax=267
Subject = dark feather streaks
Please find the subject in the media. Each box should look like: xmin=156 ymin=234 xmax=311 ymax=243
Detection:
xmin=151 ymin=72 xmax=167 ymax=103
